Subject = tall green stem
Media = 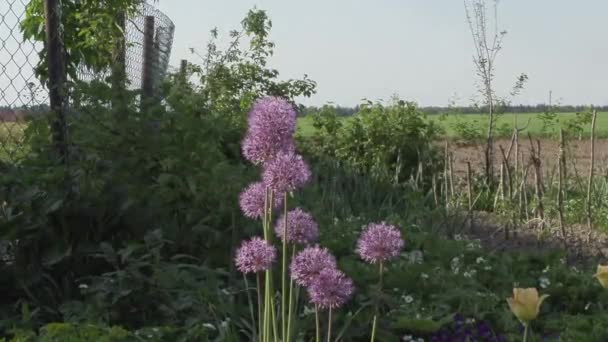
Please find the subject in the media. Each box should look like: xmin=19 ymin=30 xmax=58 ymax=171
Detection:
xmin=523 ymin=323 xmax=529 ymax=342
xmin=327 ymin=307 xmax=333 ymax=342
xmin=315 ymin=305 xmax=320 ymax=342
xmin=286 ymin=248 xmax=296 ymax=341
xmin=282 ymin=195 xmax=288 ymax=341
xmin=257 ymin=273 xmax=263 ymax=342
xmin=370 ymin=263 xmax=384 ymax=342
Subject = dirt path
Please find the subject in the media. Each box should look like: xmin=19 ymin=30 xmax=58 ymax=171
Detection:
xmin=447 ymin=138 xmax=608 ymax=179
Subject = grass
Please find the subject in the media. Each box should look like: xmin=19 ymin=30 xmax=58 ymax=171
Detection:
xmin=0 ymin=122 xmax=27 ymax=162
xmin=298 ymin=112 xmax=608 ymax=139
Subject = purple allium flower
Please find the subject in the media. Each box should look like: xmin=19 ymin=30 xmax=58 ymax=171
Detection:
xmin=307 ymin=268 xmax=354 ymax=310
xmin=262 ymin=151 xmax=312 ymax=194
xmin=290 ymin=246 xmax=337 ymax=287
xmin=275 ymin=208 xmax=319 ymax=244
xmin=241 ymin=131 xmax=295 ymax=166
xmin=242 ymin=96 xmax=297 ymax=165
xmin=356 ymin=222 xmax=404 ymax=264
xmin=235 ymin=237 xmax=277 ymax=274
xmin=239 ymin=182 xmax=285 ymax=219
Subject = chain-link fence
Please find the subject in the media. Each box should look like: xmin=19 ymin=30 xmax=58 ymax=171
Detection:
xmin=0 ymin=0 xmax=175 ymax=163
xmin=0 ymin=0 xmax=46 ymax=161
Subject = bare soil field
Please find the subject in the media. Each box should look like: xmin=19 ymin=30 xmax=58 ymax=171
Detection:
xmin=447 ymin=138 xmax=608 ymax=179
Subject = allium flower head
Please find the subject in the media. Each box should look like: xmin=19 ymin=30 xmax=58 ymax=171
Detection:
xmin=247 ymin=96 xmax=297 ymax=138
xmin=235 ymin=237 xmax=277 ymax=274
xmin=356 ymin=222 xmax=404 ymax=264
xmin=290 ymin=246 xmax=337 ymax=287
xmin=263 ymin=151 xmax=311 ymax=194
xmin=242 ymin=96 xmax=297 ymax=165
xmin=239 ymin=182 xmax=285 ymax=219
xmin=241 ymin=131 xmax=295 ymax=166
xmin=308 ymin=268 xmax=354 ymax=310
xmin=275 ymin=208 xmax=319 ymax=244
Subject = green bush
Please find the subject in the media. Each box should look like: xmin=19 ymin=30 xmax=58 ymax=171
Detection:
xmin=306 ymin=99 xmax=441 ymax=184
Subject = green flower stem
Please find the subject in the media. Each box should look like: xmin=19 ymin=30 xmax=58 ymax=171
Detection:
xmin=523 ymin=323 xmax=529 ymax=342
xmin=370 ymin=262 xmax=384 ymax=342
xmin=286 ymin=247 xmax=297 ymax=341
xmin=315 ymin=305 xmax=320 ymax=342
xmin=327 ymin=307 xmax=333 ymax=342
xmin=257 ymin=273 xmax=263 ymax=342
xmin=282 ymin=196 xmax=288 ymax=341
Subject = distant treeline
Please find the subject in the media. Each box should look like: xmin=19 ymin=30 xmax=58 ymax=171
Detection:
xmin=301 ymin=104 xmax=608 ymax=116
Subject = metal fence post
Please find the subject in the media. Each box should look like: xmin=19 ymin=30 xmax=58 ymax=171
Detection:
xmin=43 ymin=0 xmax=67 ymax=160
xmin=141 ymin=15 xmax=155 ymax=112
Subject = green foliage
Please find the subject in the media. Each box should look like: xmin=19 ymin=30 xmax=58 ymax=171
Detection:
xmin=451 ymin=117 xmax=484 ymax=143
xmin=306 ymin=99 xmax=441 ymax=183
xmin=183 ymin=9 xmax=316 ymax=129
xmin=1 ymin=9 xmax=314 ymax=337
xmin=21 ymin=0 xmax=142 ymax=81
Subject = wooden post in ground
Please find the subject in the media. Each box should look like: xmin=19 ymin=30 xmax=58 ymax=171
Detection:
xmin=586 ymin=110 xmax=598 ymax=236
xmin=467 ymin=161 xmax=474 ymax=232
xmin=43 ymin=0 xmax=67 ymax=160
xmin=558 ymin=128 xmax=567 ymax=241
xmin=141 ymin=15 xmax=155 ymax=112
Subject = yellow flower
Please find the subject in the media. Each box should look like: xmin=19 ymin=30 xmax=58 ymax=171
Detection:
xmin=594 ymin=265 xmax=608 ymax=288
xmin=506 ymin=288 xmax=548 ymax=323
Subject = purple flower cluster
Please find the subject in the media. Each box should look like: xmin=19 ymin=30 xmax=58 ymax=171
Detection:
xmin=290 ymin=246 xmax=354 ymax=310
xmin=242 ymin=96 xmax=297 ymax=165
xmin=239 ymin=182 xmax=284 ymax=219
xmin=262 ymin=150 xmax=312 ymax=194
xmin=308 ymin=268 xmax=355 ymax=310
xmin=356 ymin=222 xmax=404 ymax=264
xmin=275 ymin=208 xmax=319 ymax=244
xmin=290 ymin=246 xmax=337 ymax=287
xmin=241 ymin=96 xmax=311 ymax=195
xmin=429 ymin=314 xmax=505 ymax=342
xmin=235 ymin=237 xmax=277 ymax=274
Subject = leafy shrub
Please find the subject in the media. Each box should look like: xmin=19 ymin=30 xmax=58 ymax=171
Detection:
xmin=306 ymin=99 xmax=441 ymax=184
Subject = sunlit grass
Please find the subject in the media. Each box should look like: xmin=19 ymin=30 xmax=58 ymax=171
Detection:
xmin=0 ymin=121 xmax=28 ymax=162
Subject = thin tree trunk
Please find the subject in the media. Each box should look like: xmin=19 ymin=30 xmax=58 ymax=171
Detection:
xmin=586 ymin=110 xmax=598 ymax=235
xmin=467 ymin=161 xmax=474 ymax=232
xmin=557 ymin=129 xmax=566 ymax=241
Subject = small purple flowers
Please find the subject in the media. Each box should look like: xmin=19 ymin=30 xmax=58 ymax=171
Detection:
xmin=308 ymin=268 xmax=354 ymax=310
xmin=356 ymin=222 xmax=404 ymax=264
xmin=290 ymin=246 xmax=337 ymax=287
xmin=235 ymin=237 xmax=277 ymax=274
xmin=239 ymin=182 xmax=284 ymax=219
xmin=262 ymin=151 xmax=312 ymax=194
xmin=242 ymin=97 xmax=297 ymax=165
xmin=275 ymin=208 xmax=319 ymax=244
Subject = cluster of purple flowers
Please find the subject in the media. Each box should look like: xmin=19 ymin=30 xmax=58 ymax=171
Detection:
xmin=275 ymin=208 xmax=319 ymax=245
xmin=236 ymin=96 xmax=353 ymax=310
xmin=428 ymin=314 xmax=505 ymax=342
xmin=235 ymin=237 xmax=277 ymax=274
xmin=291 ymin=246 xmax=354 ymax=309
xmin=356 ymin=222 xmax=404 ymax=264
xmin=239 ymin=97 xmax=311 ymax=220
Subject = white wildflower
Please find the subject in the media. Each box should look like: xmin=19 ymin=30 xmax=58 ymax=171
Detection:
xmin=539 ymin=276 xmax=551 ymax=289
xmin=403 ymin=295 xmax=414 ymax=304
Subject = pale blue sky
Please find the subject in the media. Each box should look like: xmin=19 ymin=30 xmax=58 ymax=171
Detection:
xmin=157 ymin=0 xmax=608 ymax=107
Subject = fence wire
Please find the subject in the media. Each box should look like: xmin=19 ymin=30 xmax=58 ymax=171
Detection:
xmin=0 ymin=0 xmax=175 ymax=163
xmin=0 ymin=0 xmax=47 ymax=162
